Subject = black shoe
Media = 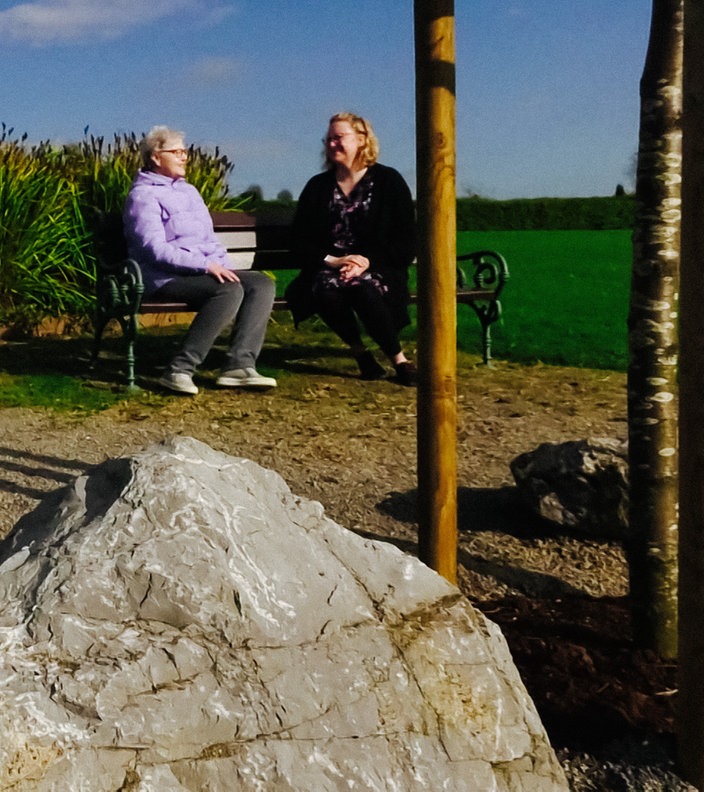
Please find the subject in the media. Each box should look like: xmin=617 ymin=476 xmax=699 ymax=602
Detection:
xmin=394 ymin=361 xmax=417 ymax=386
xmin=356 ymin=351 xmax=387 ymax=380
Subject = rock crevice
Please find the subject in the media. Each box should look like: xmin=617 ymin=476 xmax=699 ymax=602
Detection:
xmin=0 ymin=436 xmax=567 ymax=790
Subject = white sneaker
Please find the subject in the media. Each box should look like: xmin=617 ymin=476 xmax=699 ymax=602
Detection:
xmin=216 ymin=367 xmax=277 ymax=388
xmin=158 ymin=371 xmax=198 ymax=395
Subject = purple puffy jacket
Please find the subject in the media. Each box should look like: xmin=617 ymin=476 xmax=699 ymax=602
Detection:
xmin=123 ymin=170 xmax=231 ymax=294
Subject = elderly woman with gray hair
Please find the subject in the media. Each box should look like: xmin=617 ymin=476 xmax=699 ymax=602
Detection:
xmin=123 ymin=125 xmax=276 ymax=395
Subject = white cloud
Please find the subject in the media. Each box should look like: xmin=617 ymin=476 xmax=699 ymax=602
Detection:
xmin=187 ymin=56 xmax=242 ymax=88
xmin=0 ymin=0 xmax=233 ymax=45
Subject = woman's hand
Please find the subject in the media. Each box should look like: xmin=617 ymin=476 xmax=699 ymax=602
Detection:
xmin=335 ymin=254 xmax=370 ymax=282
xmin=206 ymin=262 xmax=240 ymax=283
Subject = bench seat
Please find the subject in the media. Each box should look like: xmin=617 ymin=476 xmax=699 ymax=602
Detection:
xmin=91 ymin=211 xmax=508 ymax=388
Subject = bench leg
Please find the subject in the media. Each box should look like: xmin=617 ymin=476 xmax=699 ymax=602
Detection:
xmin=123 ymin=314 xmax=140 ymax=391
xmin=466 ymin=300 xmax=501 ymax=365
xmin=89 ymin=313 xmax=141 ymax=390
xmin=481 ymin=324 xmax=492 ymax=365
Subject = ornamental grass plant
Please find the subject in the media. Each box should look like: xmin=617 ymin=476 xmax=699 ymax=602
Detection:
xmin=0 ymin=124 xmax=244 ymax=334
xmin=0 ymin=125 xmax=92 ymax=331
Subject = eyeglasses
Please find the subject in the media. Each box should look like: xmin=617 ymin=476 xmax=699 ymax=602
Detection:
xmin=159 ymin=148 xmax=188 ymax=158
xmin=323 ymin=132 xmax=362 ymax=145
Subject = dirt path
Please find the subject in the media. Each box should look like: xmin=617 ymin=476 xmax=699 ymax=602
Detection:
xmin=5 ymin=356 xmax=681 ymax=777
xmin=0 ymin=358 xmax=628 ymax=603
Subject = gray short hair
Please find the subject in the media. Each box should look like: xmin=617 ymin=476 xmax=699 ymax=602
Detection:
xmin=140 ymin=125 xmax=185 ymax=170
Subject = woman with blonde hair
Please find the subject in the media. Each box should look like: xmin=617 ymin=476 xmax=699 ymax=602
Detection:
xmin=287 ymin=112 xmax=417 ymax=385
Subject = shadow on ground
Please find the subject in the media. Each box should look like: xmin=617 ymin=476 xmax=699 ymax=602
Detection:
xmin=375 ymin=485 xmax=587 ymax=599
xmin=378 ymin=484 xmax=560 ymax=537
xmin=0 ymin=446 xmax=90 ymax=500
xmin=0 ymin=326 xmax=363 ymax=391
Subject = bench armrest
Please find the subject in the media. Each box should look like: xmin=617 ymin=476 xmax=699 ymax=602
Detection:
xmin=456 ymin=250 xmax=509 ymax=298
xmin=95 ymin=257 xmax=145 ymax=317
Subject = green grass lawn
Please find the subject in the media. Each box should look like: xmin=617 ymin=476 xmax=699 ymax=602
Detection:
xmin=275 ymin=229 xmax=631 ymax=371
xmin=456 ymin=229 xmax=631 ymax=371
xmin=0 ymin=229 xmax=632 ymax=412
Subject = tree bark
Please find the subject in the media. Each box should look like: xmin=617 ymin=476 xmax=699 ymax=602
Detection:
xmin=678 ymin=1 xmax=704 ymax=785
xmin=626 ymin=0 xmax=682 ymax=657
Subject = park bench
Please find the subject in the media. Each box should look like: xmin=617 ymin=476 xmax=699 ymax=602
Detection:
xmin=91 ymin=210 xmax=509 ymax=389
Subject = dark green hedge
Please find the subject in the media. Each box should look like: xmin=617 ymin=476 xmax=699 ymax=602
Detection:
xmin=456 ymin=195 xmax=635 ymax=231
xmin=261 ymin=195 xmax=635 ymax=232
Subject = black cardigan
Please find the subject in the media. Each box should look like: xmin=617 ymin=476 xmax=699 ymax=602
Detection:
xmin=287 ymin=163 xmax=416 ymax=329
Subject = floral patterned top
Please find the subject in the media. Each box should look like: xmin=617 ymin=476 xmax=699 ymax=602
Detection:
xmin=313 ymin=173 xmax=387 ymax=295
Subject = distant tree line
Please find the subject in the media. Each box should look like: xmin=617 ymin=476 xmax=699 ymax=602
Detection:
xmin=254 ymin=194 xmax=637 ymax=231
xmin=455 ymin=195 xmax=635 ymax=231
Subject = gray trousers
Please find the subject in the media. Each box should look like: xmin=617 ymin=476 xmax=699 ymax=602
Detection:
xmin=152 ymin=270 xmax=275 ymax=374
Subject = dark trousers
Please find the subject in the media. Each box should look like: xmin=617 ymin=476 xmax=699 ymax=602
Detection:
xmin=152 ymin=270 xmax=275 ymax=374
xmin=314 ymin=281 xmax=402 ymax=359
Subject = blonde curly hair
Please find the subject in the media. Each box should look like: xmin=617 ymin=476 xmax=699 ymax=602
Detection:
xmin=324 ymin=112 xmax=380 ymax=170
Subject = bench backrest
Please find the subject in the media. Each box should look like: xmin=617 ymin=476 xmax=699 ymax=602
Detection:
xmin=210 ymin=210 xmax=295 ymax=271
xmin=93 ymin=210 xmax=295 ymax=272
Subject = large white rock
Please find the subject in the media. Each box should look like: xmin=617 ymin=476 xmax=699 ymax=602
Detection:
xmin=0 ymin=436 xmax=567 ymax=791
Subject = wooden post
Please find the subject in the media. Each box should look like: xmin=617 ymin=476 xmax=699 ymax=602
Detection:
xmin=678 ymin=1 xmax=704 ymax=786
xmin=414 ymin=0 xmax=457 ymax=583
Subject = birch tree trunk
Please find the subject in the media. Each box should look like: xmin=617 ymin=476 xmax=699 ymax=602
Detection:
xmin=626 ymin=0 xmax=682 ymax=657
xmin=678 ymin=0 xmax=704 ymax=784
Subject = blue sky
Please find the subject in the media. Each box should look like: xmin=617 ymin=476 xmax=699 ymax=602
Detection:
xmin=0 ymin=0 xmax=651 ymax=200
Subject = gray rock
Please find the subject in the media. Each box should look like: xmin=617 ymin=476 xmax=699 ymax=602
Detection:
xmin=510 ymin=437 xmax=628 ymax=538
xmin=0 ymin=436 xmax=567 ymax=791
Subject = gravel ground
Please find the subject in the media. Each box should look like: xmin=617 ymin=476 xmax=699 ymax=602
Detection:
xmin=0 ymin=356 xmax=630 ymax=591
xmin=0 ymin=345 xmax=692 ymax=789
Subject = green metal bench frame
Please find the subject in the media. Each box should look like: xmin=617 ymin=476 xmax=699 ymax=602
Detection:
xmin=91 ymin=211 xmax=508 ymax=388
